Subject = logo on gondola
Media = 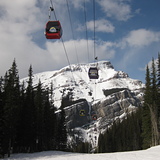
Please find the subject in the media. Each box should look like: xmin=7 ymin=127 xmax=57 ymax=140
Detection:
xmin=49 ymin=27 xmax=56 ymax=33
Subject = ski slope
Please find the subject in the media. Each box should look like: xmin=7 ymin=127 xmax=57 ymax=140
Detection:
xmin=2 ymin=145 xmax=160 ymax=160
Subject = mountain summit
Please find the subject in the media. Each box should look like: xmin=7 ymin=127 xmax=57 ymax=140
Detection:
xmin=22 ymin=61 xmax=144 ymax=108
xmin=21 ymin=61 xmax=144 ymax=150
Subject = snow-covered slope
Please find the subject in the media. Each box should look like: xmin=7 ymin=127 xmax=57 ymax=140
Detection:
xmin=21 ymin=61 xmax=144 ymax=151
xmin=21 ymin=61 xmax=144 ymax=108
xmin=2 ymin=145 xmax=160 ymax=160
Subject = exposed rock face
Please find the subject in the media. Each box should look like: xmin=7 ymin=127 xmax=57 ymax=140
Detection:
xmin=21 ymin=61 xmax=144 ymax=149
xmin=64 ymin=100 xmax=91 ymax=129
xmin=65 ymin=87 xmax=144 ymax=151
xmin=93 ymin=89 xmax=143 ymax=129
xmin=64 ymin=88 xmax=143 ymax=130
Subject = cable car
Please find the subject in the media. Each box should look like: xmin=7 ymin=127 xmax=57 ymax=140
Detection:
xmin=45 ymin=21 xmax=62 ymax=39
xmin=79 ymin=110 xmax=85 ymax=116
xmin=92 ymin=114 xmax=97 ymax=120
xmin=91 ymin=111 xmax=97 ymax=120
xmin=88 ymin=67 xmax=99 ymax=79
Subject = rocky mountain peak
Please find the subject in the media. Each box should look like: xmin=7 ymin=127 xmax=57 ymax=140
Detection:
xmin=21 ymin=61 xmax=145 ymax=150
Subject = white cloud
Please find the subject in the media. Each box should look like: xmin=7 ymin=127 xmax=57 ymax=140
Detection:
xmin=77 ymin=19 xmax=115 ymax=33
xmin=86 ymin=19 xmax=115 ymax=33
xmin=147 ymin=58 xmax=158 ymax=70
xmin=45 ymin=39 xmax=115 ymax=66
xmin=97 ymin=0 xmax=132 ymax=21
xmin=0 ymin=0 xmax=48 ymax=77
xmin=1 ymin=0 xmax=159 ymax=85
xmin=115 ymin=29 xmax=160 ymax=73
xmin=139 ymin=58 xmax=159 ymax=74
xmin=120 ymin=29 xmax=160 ymax=48
xmin=69 ymin=0 xmax=84 ymax=9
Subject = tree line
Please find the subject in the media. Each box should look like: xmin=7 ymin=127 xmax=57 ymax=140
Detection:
xmin=98 ymin=109 xmax=142 ymax=153
xmin=142 ymin=54 xmax=160 ymax=148
xmin=0 ymin=60 xmax=67 ymax=158
xmin=1 ymin=53 xmax=160 ymax=156
xmin=97 ymin=53 xmax=160 ymax=153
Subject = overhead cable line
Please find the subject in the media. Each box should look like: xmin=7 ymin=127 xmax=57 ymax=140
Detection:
xmin=93 ymin=0 xmax=96 ymax=63
xmin=64 ymin=0 xmax=87 ymax=95
xmin=66 ymin=0 xmax=80 ymax=65
xmin=83 ymin=0 xmax=90 ymax=63
xmin=49 ymin=0 xmax=57 ymax=20
xmin=65 ymin=0 xmax=87 ymax=96
xmin=60 ymin=37 xmax=75 ymax=79
xmin=93 ymin=0 xmax=97 ymax=103
xmin=49 ymin=0 xmax=76 ymax=82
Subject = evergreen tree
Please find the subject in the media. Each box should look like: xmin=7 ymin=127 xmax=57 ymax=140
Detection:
xmin=157 ymin=53 xmax=160 ymax=88
xmin=43 ymin=86 xmax=57 ymax=150
xmin=2 ymin=59 xmax=21 ymax=156
xmin=98 ymin=132 xmax=106 ymax=153
xmin=98 ymin=108 xmax=142 ymax=153
xmin=56 ymin=98 xmax=67 ymax=151
xmin=0 ymin=61 xmax=63 ymax=155
xmin=151 ymin=58 xmax=158 ymax=103
xmin=150 ymin=58 xmax=159 ymax=146
xmin=157 ymin=53 xmax=160 ymax=134
xmin=58 ymin=107 xmax=67 ymax=151
xmin=34 ymin=79 xmax=44 ymax=151
xmin=15 ymin=81 xmax=26 ymax=152
xmin=141 ymin=65 xmax=152 ymax=149
xmin=0 ymin=77 xmax=5 ymax=157
xmin=19 ymin=65 xmax=36 ymax=152
xmin=74 ymin=142 xmax=90 ymax=153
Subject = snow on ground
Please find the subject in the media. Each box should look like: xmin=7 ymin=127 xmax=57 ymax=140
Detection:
xmin=2 ymin=145 xmax=160 ymax=160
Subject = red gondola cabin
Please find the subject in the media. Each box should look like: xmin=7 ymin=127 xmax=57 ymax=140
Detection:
xmin=45 ymin=21 xmax=62 ymax=39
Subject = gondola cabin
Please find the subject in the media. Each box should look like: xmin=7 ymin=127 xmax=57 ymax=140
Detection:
xmin=88 ymin=67 xmax=99 ymax=79
xmin=92 ymin=114 xmax=97 ymax=120
xmin=45 ymin=21 xmax=62 ymax=39
xmin=79 ymin=110 xmax=85 ymax=116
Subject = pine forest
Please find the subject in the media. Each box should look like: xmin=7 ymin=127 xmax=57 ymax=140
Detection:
xmin=0 ymin=53 xmax=160 ymax=158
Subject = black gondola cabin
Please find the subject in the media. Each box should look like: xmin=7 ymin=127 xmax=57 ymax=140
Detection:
xmin=79 ymin=110 xmax=85 ymax=116
xmin=88 ymin=67 xmax=99 ymax=79
xmin=45 ymin=21 xmax=62 ymax=39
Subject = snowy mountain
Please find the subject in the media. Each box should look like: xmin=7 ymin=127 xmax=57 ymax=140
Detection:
xmin=21 ymin=61 xmax=144 ymax=150
xmin=21 ymin=61 xmax=144 ymax=108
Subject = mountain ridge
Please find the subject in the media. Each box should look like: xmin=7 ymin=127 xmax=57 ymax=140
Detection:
xmin=21 ymin=61 xmax=144 ymax=108
xmin=21 ymin=60 xmax=144 ymax=150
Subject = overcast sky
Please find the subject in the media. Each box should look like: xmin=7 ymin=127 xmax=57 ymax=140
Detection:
xmin=0 ymin=0 xmax=160 ymax=83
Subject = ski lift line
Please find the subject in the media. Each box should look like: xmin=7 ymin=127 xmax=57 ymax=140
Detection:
xmin=60 ymin=37 xmax=76 ymax=82
xmin=48 ymin=1 xmax=75 ymax=82
xmin=49 ymin=0 xmax=57 ymax=20
xmin=83 ymin=0 xmax=90 ymax=63
xmin=92 ymin=0 xmax=98 ymax=127
xmin=50 ymin=0 xmax=53 ymax=7
xmin=60 ymin=37 xmax=82 ymax=91
xmin=93 ymin=0 xmax=96 ymax=62
xmin=65 ymin=0 xmax=80 ymax=65
xmin=65 ymin=0 xmax=87 ymax=89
